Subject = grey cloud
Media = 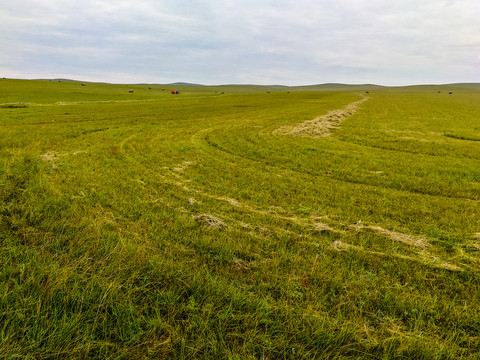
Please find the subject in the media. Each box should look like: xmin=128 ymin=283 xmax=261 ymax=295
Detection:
xmin=1 ymin=0 xmax=479 ymax=85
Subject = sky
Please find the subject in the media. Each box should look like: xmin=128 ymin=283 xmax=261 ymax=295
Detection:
xmin=1 ymin=0 xmax=479 ymax=86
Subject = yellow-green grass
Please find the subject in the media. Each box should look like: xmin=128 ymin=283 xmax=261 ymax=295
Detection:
xmin=1 ymin=79 xmax=479 ymax=359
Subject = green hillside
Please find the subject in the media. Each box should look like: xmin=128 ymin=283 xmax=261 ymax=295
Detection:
xmin=1 ymin=79 xmax=479 ymax=359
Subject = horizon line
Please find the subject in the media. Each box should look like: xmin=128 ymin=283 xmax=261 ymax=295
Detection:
xmin=2 ymin=76 xmax=480 ymax=88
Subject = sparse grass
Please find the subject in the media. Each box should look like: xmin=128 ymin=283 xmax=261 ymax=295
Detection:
xmin=0 ymin=79 xmax=479 ymax=359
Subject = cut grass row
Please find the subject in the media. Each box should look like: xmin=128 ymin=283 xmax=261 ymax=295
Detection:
xmin=0 ymin=80 xmax=479 ymax=358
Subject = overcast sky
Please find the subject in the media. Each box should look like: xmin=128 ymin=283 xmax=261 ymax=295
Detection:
xmin=1 ymin=0 xmax=479 ymax=85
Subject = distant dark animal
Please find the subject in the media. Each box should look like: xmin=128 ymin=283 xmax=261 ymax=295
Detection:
xmin=129 ymin=89 xmax=134 ymax=93
xmin=81 ymin=83 xmax=86 ymax=86
xmin=366 ymin=91 xmax=369 ymax=93
xmin=449 ymin=92 xmax=453 ymax=94
xmin=148 ymin=87 xmax=151 ymax=89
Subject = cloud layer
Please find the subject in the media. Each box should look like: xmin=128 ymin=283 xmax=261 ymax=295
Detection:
xmin=1 ymin=0 xmax=479 ymax=85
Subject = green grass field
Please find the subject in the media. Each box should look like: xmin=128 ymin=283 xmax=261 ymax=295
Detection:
xmin=1 ymin=79 xmax=479 ymax=359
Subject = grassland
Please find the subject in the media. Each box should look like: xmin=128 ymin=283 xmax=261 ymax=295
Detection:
xmin=0 ymin=79 xmax=479 ymax=359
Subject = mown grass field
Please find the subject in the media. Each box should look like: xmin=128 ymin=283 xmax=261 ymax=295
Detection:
xmin=1 ymin=79 xmax=479 ymax=359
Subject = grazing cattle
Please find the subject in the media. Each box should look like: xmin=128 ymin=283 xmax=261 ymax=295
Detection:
xmin=129 ymin=89 xmax=134 ymax=93
xmin=81 ymin=83 xmax=86 ymax=86
xmin=449 ymin=92 xmax=453 ymax=94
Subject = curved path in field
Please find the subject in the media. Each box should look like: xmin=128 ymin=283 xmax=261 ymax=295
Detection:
xmin=52 ymin=92 xmax=476 ymax=274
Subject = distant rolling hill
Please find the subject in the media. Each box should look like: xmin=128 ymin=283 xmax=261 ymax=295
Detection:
xmin=168 ymin=82 xmax=205 ymax=87
xmin=11 ymin=78 xmax=480 ymax=92
xmin=447 ymin=83 xmax=480 ymax=90
xmin=293 ymin=83 xmax=386 ymax=91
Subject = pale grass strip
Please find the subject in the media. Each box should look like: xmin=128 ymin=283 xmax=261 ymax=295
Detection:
xmin=274 ymin=95 xmax=369 ymax=138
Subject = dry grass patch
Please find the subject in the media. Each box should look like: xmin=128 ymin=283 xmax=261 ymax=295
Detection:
xmin=274 ymin=95 xmax=369 ymax=138
xmin=193 ymin=214 xmax=227 ymax=229
xmin=351 ymin=224 xmax=430 ymax=250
